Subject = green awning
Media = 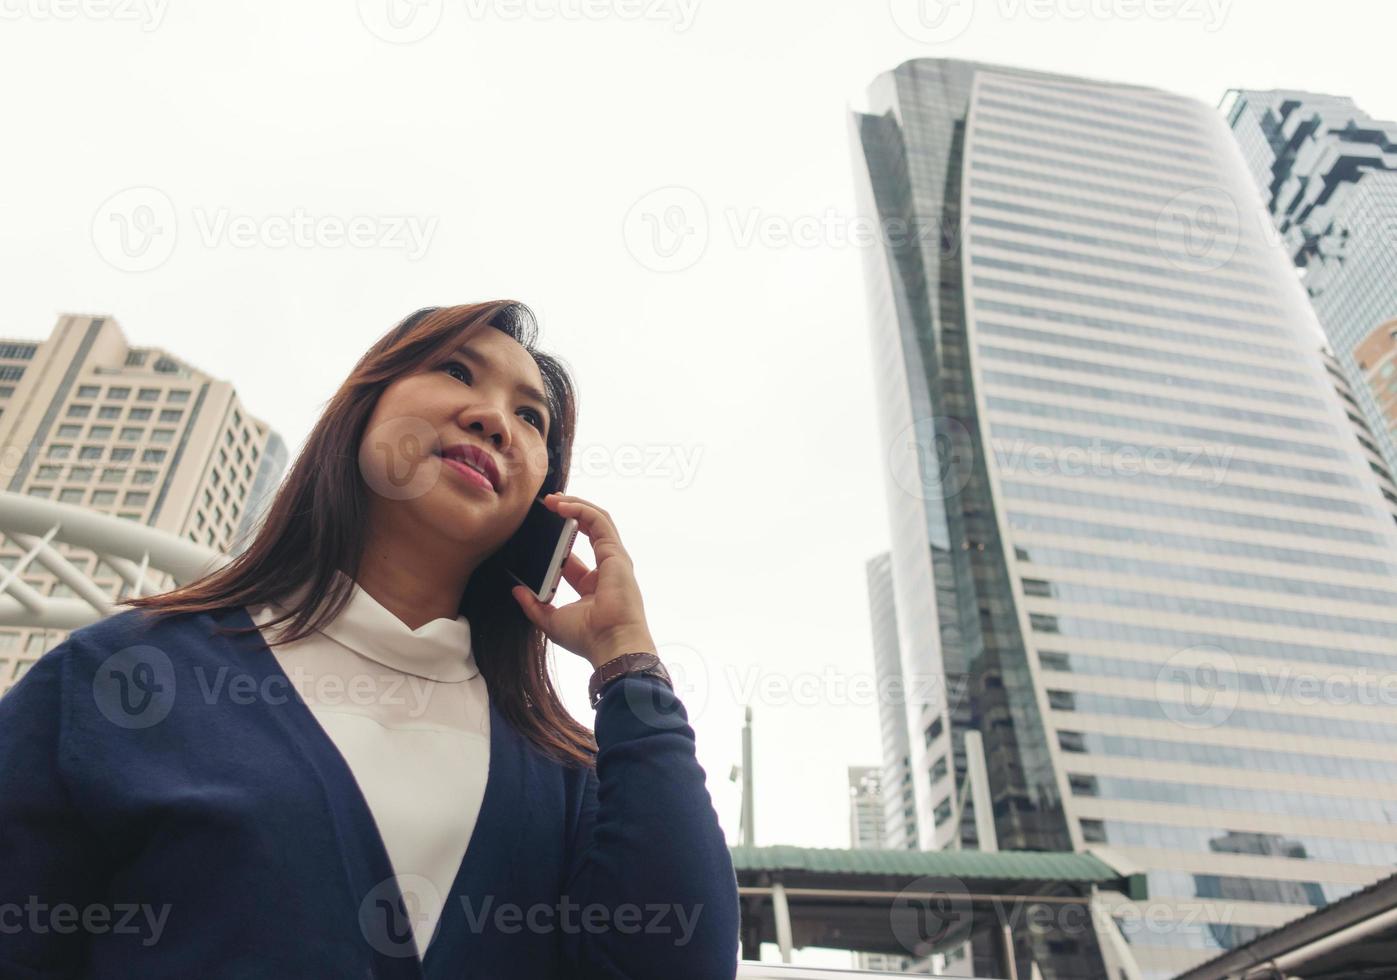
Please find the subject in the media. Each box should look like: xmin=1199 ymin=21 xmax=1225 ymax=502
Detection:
xmin=730 ymin=844 xmax=1130 ymax=887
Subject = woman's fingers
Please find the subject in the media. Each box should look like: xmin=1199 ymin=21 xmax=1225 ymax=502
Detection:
xmin=544 ymin=493 xmax=631 ymax=568
xmin=559 ymin=551 xmax=596 ymax=595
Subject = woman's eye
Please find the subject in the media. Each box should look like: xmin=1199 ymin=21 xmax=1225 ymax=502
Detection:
xmin=521 ymin=409 xmax=546 ymax=434
xmin=444 ymin=361 xmax=471 ymax=383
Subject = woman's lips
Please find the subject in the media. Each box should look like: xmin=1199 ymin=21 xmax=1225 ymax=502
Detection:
xmin=441 ymin=456 xmax=497 ymax=493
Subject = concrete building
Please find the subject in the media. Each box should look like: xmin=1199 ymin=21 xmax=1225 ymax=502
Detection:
xmin=1225 ymin=89 xmax=1397 ymax=476
xmin=851 ymin=60 xmax=1397 ymax=979
xmin=0 ymin=314 xmax=286 ymax=691
xmin=1353 ymin=318 xmax=1397 ymax=445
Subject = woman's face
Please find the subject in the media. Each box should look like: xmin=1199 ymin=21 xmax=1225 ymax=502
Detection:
xmin=358 ymin=323 xmax=554 ymax=555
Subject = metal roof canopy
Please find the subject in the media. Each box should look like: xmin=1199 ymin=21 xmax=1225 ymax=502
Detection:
xmin=1175 ymin=869 xmax=1397 ymax=980
xmin=732 ymin=845 xmax=1146 ymax=966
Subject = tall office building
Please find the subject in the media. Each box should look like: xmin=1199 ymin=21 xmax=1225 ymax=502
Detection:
xmin=0 ymin=314 xmax=287 ymax=691
xmin=1226 ymin=90 xmax=1397 ymax=475
xmin=865 ymin=551 xmax=918 ymax=851
xmin=851 ymin=60 xmax=1397 ymax=979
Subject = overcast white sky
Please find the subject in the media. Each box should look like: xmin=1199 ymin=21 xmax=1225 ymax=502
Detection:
xmin=3 ymin=0 xmax=1394 ymax=962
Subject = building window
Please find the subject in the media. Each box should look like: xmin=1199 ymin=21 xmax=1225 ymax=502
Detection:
xmin=88 ymin=425 xmax=113 ymax=439
xmin=36 ymin=465 xmax=60 ymax=479
xmin=68 ymin=466 xmax=93 ymax=482
xmin=1068 ymin=774 xmax=1099 ymax=797
xmin=28 ymin=486 xmax=52 ymax=498
xmin=77 ymin=385 xmax=100 ymax=398
xmin=133 ymin=470 xmax=156 ymax=485
xmin=91 ymin=490 xmax=117 ymax=505
xmin=1057 ymin=731 xmax=1087 ymax=753
xmin=100 ymin=468 xmax=123 ymax=483
xmin=123 ymin=491 xmax=149 ymax=507
xmin=151 ymin=429 xmax=174 ymax=444
xmin=930 ymin=755 xmax=948 ymax=784
xmin=78 ymin=446 xmax=103 ymax=460
xmin=110 ymin=448 xmax=134 ymax=461
xmin=49 ymin=445 xmax=71 ymax=459
xmin=119 ymin=427 xmax=142 ymax=441
xmin=106 ymin=386 xmax=130 ymax=399
xmin=142 ymin=449 xmax=166 ymax=463
xmin=66 ymin=404 xmax=91 ymax=418
xmin=169 ymin=389 xmax=190 ymax=404
xmin=57 ymin=425 xmax=81 ymax=438
xmin=59 ymin=488 xmax=84 ymax=504
xmin=98 ymin=405 xmax=121 ymax=419
xmin=137 ymin=388 xmax=160 ymax=402
xmin=128 ymin=408 xmax=152 ymax=421
xmin=159 ymin=409 xmax=182 ymax=423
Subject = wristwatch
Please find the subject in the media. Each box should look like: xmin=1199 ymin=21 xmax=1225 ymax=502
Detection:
xmin=588 ymin=652 xmax=673 ymax=708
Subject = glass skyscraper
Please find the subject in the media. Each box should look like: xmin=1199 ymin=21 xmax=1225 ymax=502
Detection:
xmin=851 ymin=59 xmax=1397 ymax=980
xmin=1226 ymin=89 xmax=1397 ymax=476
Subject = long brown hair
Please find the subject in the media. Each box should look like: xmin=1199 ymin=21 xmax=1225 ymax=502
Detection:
xmin=121 ymin=301 xmax=598 ymax=768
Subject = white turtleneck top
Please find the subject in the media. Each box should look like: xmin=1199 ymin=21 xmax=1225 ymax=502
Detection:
xmin=244 ymin=571 xmax=489 ymax=959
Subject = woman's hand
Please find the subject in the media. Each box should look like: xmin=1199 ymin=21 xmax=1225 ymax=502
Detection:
xmin=511 ymin=492 xmax=657 ymax=670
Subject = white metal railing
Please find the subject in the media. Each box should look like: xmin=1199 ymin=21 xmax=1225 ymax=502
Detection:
xmin=0 ymin=490 xmax=227 ymax=630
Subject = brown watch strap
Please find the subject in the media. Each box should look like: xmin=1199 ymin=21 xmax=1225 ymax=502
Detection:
xmin=588 ymin=652 xmax=671 ymax=708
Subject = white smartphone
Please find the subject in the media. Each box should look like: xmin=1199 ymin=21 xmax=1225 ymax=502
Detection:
xmin=507 ymin=496 xmax=580 ymax=603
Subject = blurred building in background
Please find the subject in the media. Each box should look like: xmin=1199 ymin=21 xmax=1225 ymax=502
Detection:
xmin=846 ymin=766 xmax=915 ymax=974
xmin=851 ymin=58 xmax=1397 ymax=980
xmin=1353 ymin=318 xmax=1397 ymax=445
xmin=1225 ymin=89 xmax=1397 ymax=477
xmin=0 ymin=314 xmax=286 ymax=691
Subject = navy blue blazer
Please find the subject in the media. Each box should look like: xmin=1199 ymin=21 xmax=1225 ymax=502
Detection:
xmin=0 ymin=604 xmax=739 ymax=979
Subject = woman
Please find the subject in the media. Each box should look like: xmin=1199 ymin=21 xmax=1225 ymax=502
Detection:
xmin=0 ymin=301 xmax=740 ymax=979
